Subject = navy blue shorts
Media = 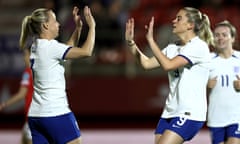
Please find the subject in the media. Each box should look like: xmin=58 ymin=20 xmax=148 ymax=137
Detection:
xmin=209 ymin=123 xmax=240 ymax=144
xmin=28 ymin=112 xmax=81 ymax=144
xmin=155 ymin=117 xmax=204 ymax=141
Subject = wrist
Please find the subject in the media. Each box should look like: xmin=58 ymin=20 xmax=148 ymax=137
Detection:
xmin=147 ymin=38 xmax=154 ymax=43
xmin=76 ymin=24 xmax=82 ymax=29
xmin=127 ymin=40 xmax=135 ymax=47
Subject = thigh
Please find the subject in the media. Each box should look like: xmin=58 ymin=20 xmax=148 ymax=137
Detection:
xmin=167 ymin=117 xmax=204 ymax=141
xmin=155 ymin=134 xmax=162 ymax=144
xmin=226 ymin=137 xmax=240 ymax=144
xmin=158 ymin=130 xmax=183 ymax=144
xmin=209 ymin=127 xmax=225 ymax=144
xmin=155 ymin=118 xmax=170 ymax=135
xmin=155 ymin=117 xmax=204 ymax=142
xmin=41 ymin=112 xmax=81 ymax=144
xmin=29 ymin=112 xmax=81 ymax=144
xmin=67 ymin=137 xmax=82 ymax=144
xmin=22 ymin=122 xmax=32 ymax=140
xmin=226 ymin=124 xmax=240 ymax=144
xmin=22 ymin=122 xmax=32 ymax=144
xmin=28 ymin=118 xmax=49 ymax=144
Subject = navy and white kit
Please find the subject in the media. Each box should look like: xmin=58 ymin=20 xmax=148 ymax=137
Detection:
xmin=28 ymin=39 xmax=80 ymax=144
xmin=155 ymin=36 xmax=211 ymax=141
xmin=207 ymin=51 xmax=240 ymax=144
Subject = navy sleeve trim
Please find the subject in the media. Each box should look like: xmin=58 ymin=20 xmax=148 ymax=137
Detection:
xmin=62 ymin=47 xmax=72 ymax=60
xmin=178 ymin=54 xmax=193 ymax=65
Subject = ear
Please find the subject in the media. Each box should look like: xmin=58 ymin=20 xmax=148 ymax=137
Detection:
xmin=231 ymin=37 xmax=235 ymax=44
xmin=42 ymin=23 xmax=48 ymax=30
xmin=187 ymin=22 xmax=194 ymax=30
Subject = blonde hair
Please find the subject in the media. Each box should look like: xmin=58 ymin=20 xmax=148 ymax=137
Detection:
xmin=215 ymin=20 xmax=237 ymax=39
xmin=183 ymin=7 xmax=214 ymax=46
xmin=19 ymin=8 xmax=51 ymax=50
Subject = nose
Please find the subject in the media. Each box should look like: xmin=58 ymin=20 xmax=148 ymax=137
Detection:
xmin=172 ymin=18 xmax=177 ymax=23
xmin=217 ymin=35 xmax=223 ymax=40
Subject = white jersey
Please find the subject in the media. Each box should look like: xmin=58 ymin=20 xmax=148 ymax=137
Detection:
xmin=161 ymin=36 xmax=210 ymax=121
xmin=207 ymin=51 xmax=240 ymax=127
xmin=28 ymin=39 xmax=72 ymax=117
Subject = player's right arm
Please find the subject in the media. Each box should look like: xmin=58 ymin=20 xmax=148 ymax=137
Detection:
xmin=125 ymin=18 xmax=160 ymax=70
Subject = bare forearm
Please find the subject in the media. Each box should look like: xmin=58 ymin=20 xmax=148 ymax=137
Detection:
xmin=148 ymin=39 xmax=172 ymax=71
xmin=67 ymin=27 xmax=82 ymax=46
xmin=81 ymin=27 xmax=95 ymax=56
xmin=6 ymin=94 xmax=23 ymax=107
xmin=1 ymin=91 xmax=25 ymax=110
xmin=127 ymin=40 xmax=159 ymax=69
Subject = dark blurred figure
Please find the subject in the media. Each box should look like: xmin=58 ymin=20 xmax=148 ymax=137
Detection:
xmin=182 ymin=0 xmax=203 ymax=8
xmin=90 ymin=0 xmax=124 ymax=63
xmin=91 ymin=0 xmax=123 ymax=50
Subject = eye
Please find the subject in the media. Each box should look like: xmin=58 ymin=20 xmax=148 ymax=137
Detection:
xmin=222 ymin=33 xmax=230 ymax=38
xmin=177 ymin=16 xmax=182 ymax=22
xmin=214 ymin=33 xmax=219 ymax=37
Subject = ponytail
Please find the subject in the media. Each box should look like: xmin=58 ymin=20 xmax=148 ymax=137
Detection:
xmin=19 ymin=16 xmax=32 ymax=50
xmin=19 ymin=8 xmax=50 ymax=50
xmin=183 ymin=7 xmax=214 ymax=46
xmin=198 ymin=14 xmax=214 ymax=46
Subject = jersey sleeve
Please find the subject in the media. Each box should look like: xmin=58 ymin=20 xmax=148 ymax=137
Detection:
xmin=20 ymin=70 xmax=31 ymax=87
xmin=49 ymin=40 xmax=72 ymax=60
xmin=178 ymin=40 xmax=209 ymax=65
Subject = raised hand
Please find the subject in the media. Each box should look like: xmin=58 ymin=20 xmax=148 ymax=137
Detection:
xmin=145 ymin=17 xmax=154 ymax=42
xmin=83 ymin=6 xmax=95 ymax=28
xmin=125 ymin=18 xmax=134 ymax=42
xmin=234 ymin=75 xmax=240 ymax=91
xmin=72 ymin=6 xmax=83 ymax=28
xmin=207 ymin=76 xmax=217 ymax=89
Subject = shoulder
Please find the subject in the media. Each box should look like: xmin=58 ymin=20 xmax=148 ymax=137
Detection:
xmin=192 ymin=37 xmax=208 ymax=48
xmin=233 ymin=50 xmax=240 ymax=58
xmin=22 ymin=68 xmax=31 ymax=80
xmin=37 ymin=39 xmax=61 ymax=45
xmin=209 ymin=52 xmax=218 ymax=59
xmin=182 ymin=37 xmax=209 ymax=55
xmin=164 ymin=44 xmax=179 ymax=50
xmin=163 ymin=44 xmax=180 ymax=54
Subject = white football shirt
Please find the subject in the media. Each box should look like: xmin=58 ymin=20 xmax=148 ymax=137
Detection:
xmin=207 ymin=51 xmax=240 ymax=127
xmin=161 ymin=36 xmax=210 ymax=121
xmin=28 ymin=39 xmax=72 ymax=117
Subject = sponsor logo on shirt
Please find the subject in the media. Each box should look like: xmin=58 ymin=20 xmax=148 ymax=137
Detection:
xmin=235 ymin=130 xmax=240 ymax=135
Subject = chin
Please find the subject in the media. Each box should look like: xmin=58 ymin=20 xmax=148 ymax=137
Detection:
xmin=55 ymin=34 xmax=59 ymax=38
xmin=172 ymin=28 xmax=177 ymax=33
xmin=172 ymin=30 xmax=178 ymax=35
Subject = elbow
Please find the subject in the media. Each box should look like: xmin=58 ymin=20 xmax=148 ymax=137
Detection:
xmin=85 ymin=52 xmax=92 ymax=57
xmin=81 ymin=45 xmax=94 ymax=57
xmin=85 ymin=48 xmax=94 ymax=57
xmin=80 ymin=50 xmax=92 ymax=57
xmin=141 ymin=61 xmax=154 ymax=70
xmin=162 ymin=67 xmax=171 ymax=71
xmin=161 ymin=65 xmax=175 ymax=72
xmin=142 ymin=64 xmax=151 ymax=70
xmin=82 ymin=42 xmax=95 ymax=57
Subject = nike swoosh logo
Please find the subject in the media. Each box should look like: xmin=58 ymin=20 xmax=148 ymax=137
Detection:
xmin=235 ymin=131 xmax=240 ymax=134
xmin=172 ymin=124 xmax=181 ymax=128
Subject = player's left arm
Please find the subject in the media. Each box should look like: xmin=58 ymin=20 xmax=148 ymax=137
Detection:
xmin=0 ymin=86 xmax=28 ymax=110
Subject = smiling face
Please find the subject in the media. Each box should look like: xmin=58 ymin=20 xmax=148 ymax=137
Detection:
xmin=172 ymin=9 xmax=194 ymax=36
xmin=214 ymin=26 xmax=234 ymax=50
